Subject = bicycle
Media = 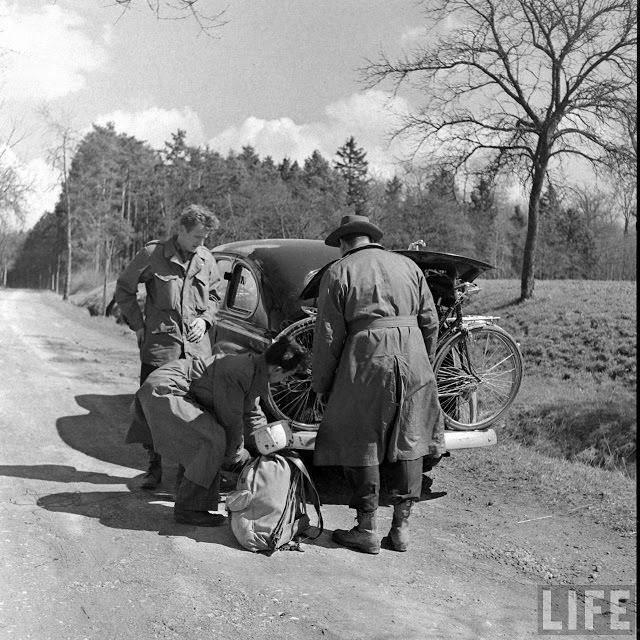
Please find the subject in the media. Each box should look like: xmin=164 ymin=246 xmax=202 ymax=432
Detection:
xmin=265 ymin=250 xmax=523 ymax=432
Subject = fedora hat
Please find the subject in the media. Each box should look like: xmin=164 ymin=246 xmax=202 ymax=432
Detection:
xmin=324 ymin=214 xmax=383 ymax=247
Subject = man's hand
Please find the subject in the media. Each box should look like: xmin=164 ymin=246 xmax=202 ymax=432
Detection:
xmin=135 ymin=328 xmax=145 ymax=349
xmin=221 ymin=447 xmax=251 ymax=473
xmin=186 ymin=318 xmax=207 ymax=343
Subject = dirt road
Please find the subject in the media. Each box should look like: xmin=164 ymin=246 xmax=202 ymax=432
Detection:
xmin=0 ymin=290 xmax=634 ymax=640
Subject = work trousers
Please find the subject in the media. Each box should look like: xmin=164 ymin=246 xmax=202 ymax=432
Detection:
xmin=174 ymin=474 xmax=220 ymax=512
xmin=343 ymin=457 xmax=423 ymax=512
xmin=140 ymin=363 xmax=161 ymax=461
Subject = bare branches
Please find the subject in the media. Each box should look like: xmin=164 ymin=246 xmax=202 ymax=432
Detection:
xmin=364 ymin=0 xmax=636 ymax=179
xmin=109 ymin=0 xmax=228 ymax=34
xmin=0 ymin=119 xmax=31 ymax=229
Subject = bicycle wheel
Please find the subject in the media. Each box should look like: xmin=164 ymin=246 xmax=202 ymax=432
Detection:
xmin=265 ymin=317 xmax=322 ymax=430
xmin=433 ymin=324 xmax=523 ymax=430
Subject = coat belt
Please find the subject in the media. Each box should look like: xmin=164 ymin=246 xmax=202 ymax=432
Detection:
xmin=347 ymin=315 xmax=418 ymax=334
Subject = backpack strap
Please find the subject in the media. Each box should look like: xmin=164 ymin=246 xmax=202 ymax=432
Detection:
xmin=284 ymin=453 xmax=324 ymax=540
xmin=268 ymin=467 xmax=302 ymax=551
xmin=267 ymin=453 xmax=324 ymax=551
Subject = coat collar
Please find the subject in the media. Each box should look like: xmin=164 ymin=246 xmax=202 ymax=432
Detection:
xmin=341 ymin=243 xmax=385 ymax=259
xmin=164 ymin=235 xmax=206 ymax=274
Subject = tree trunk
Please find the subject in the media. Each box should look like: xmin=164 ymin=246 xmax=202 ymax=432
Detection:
xmin=102 ymin=239 xmax=112 ymax=316
xmin=520 ymin=161 xmax=547 ymax=301
xmin=55 ymin=255 xmax=61 ymax=294
xmin=62 ymin=138 xmax=72 ymax=301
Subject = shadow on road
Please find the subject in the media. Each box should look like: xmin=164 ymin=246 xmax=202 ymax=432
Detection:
xmin=56 ymin=393 xmax=143 ymax=471
xmin=0 ymin=464 xmax=130 ymax=485
xmin=0 ymin=462 xmax=338 ymax=551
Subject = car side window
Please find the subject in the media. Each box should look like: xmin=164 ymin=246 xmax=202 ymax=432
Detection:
xmin=214 ymin=257 xmax=233 ymax=303
xmin=228 ymin=264 xmax=259 ymax=315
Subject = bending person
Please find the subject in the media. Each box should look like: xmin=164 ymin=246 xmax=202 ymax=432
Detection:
xmin=133 ymin=336 xmax=306 ymax=527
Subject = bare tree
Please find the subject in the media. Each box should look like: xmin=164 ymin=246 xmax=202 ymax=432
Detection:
xmin=40 ymin=106 xmax=79 ymax=301
xmin=605 ymin=67 xmax=637 ymax=234
xmin=110 ymin=0 xmax=228 ymax=33
xmin=0 ymin=120 xmax=30 ymax=225
xmin=365 ymin=0 xmax=637 ymax=299
xmin=0 ymin=120 xmax=31 ymax=285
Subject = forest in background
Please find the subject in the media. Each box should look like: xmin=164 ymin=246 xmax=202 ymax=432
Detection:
xmin=2 ymin=122 xmax=636 ymax=302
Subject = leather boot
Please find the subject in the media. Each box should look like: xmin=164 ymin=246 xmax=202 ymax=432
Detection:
xmin=381 ymin=501 xmax=412 ymax=552
xmin=173 ymin=464 xmax=185 ymax=499
xmin=173 ymin=507 xmax=226 ymax=527
xmin=332 ymin=509 xmax=380 ymax=554
xmin=141 ymin=447 xmax=162 ymax=490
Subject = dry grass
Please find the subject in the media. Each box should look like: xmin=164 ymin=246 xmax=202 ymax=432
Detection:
xmin=465 ymin=279 xmax=637 ymax=476
xmin=446 ymin=443 xmax=636 ymax=534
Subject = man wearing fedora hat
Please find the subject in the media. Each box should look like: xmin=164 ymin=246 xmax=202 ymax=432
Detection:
xmin=312 ymin=214 xmax=446 ymax=554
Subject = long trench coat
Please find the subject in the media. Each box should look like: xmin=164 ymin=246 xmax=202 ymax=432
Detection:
xmin=131 ymin=353 xmax=268 ymax=488
xmin=311 ymin=244 xmax=446 ymax=467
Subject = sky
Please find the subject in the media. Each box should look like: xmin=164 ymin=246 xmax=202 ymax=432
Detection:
xmin=0 ymin=0 xmax=433 ymax=229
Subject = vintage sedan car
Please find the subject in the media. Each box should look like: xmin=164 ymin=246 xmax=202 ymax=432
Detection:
xmin=208 ymin=238 xmax=502 ymax=453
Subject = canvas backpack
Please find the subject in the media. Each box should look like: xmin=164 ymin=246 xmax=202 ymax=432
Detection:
xmin=225 ymin=452 xmax=323 ymax=553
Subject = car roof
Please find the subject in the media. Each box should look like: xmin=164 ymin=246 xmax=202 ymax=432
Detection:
xmin=211 ymin=239 xmax=341 ymax=313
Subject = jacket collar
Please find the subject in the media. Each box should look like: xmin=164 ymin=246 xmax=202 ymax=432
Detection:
xmin=341 ymin=243 xmax=385 ymax=259
xmin=164 ymin=235 xmax=206 ymax=274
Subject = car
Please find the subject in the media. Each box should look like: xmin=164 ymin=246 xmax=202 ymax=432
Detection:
xmin=209 ymin=238 xmax=523 ymax=452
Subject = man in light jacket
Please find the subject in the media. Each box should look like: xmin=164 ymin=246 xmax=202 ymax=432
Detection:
xmin=115 ymin=204 xmax=222 ymax=489
xmin=312 ymin=214 xmax=445 ymax=553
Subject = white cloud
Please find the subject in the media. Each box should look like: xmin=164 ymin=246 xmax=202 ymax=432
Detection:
xmin=208 ymin=90 xmax=412 ymax=179
xmin=0 ymin=1 xmax=108 ymax=101
xmin=400 ymin=13 xmax=463 ymax=46
xmin=210 ymin=116 xmax=323 ymax=163
xmin=93 ymin=106 xmax=206 ymax=149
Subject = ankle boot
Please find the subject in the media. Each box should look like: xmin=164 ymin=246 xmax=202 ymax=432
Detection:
xmin=332 ymin=509 xmax=380 ymax=554
xmin=381 ymin=501 xmax=412 ymax=552
xmin=141 ymin=448 xmax=162 ymax=490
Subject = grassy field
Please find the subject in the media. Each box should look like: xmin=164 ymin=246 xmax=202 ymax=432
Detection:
xmin=464 ymin=279 xmax=636 ymax=477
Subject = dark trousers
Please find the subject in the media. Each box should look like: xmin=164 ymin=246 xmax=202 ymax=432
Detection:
xmin=175 ymin=474 xmax=220 ymax=512
xmin=140 ymin=363 xmax=161 ymax=461
xmin=343 ymin=458 xmax=423 ymax=512
xmin=140 ymin=362 xmax=159 ymax=385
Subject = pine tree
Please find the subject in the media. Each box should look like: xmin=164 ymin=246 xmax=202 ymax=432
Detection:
xmin=334 ymin=136 xmax=369 ymax=215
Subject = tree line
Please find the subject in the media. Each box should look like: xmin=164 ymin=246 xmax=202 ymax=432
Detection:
xmin=5 ymin=122 xmax=635 ymax=306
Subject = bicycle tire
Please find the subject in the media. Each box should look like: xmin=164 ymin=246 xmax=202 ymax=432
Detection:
xmin=433 ymin=324 xmax=523 ymax=430
xmin=265 ymin=317 xmax=321 ymax=430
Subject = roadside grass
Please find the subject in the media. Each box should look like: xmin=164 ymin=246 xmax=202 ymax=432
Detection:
xmin=444 ymin=442 xmax=636 ymax=534
xmin=69 ymin=268 xmax=107 ymax=297
xmin=465 ymin=279 xmax=636 ymax=477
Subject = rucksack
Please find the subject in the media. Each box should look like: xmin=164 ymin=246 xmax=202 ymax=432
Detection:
xmin=225 ymin=452 xmax=323 ymax=553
